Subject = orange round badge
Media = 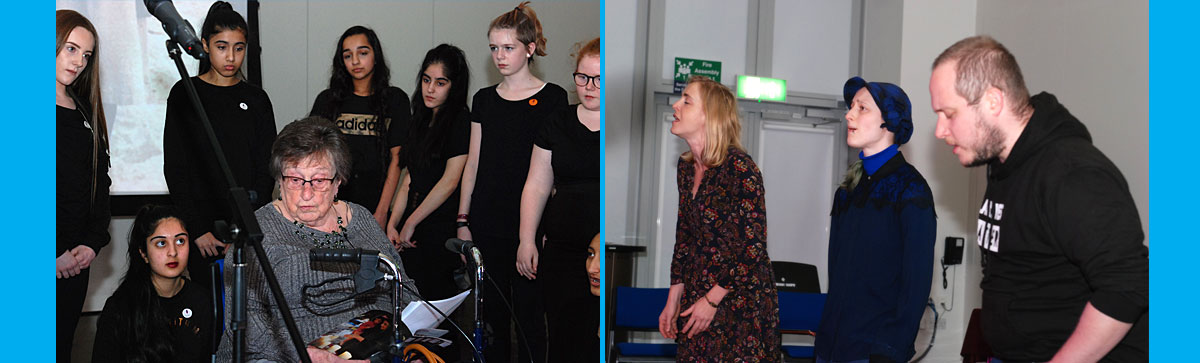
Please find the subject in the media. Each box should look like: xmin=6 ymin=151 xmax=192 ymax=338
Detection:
xmin=529 ymin=99 xmax=538 ymax=106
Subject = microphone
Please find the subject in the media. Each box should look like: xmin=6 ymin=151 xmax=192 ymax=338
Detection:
xmin=445 ymin=238 xmax=482 ymax=265
xmin=310 ymin=248 xmax=385 ymax=294
xmin=144 ymin=0 xmax=208 ymax=59
xmin=310 ymin=248 xmax=379 ymax=263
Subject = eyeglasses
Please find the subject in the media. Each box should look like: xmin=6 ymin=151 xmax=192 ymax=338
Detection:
xmin=282 ymin=175 xmax=336 ymax=191
xmin=573 ymin=72 xmax=602 ymax=89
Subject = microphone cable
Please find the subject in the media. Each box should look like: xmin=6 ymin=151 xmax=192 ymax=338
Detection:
xmin=482 ymin=270 xmax=536 ymax=363
xmin=400 ymin=284 xmax=486 ymax=363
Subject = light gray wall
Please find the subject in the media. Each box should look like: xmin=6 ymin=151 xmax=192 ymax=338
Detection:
xmin=976 ymin=0 xmax=1149 ymax=244
xmin=604 ymin=0 xmax=645 ymax=245
xmin=260 ymin=0 xmax=601 ymax=132
xmin=892 ymin=1 xmax=1149 ymax=360
xmin=897 ymin=1 xmax=981 ymax=360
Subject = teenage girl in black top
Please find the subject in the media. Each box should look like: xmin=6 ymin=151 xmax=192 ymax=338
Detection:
xmin=92 ymin=205 xmax=214 ymax=363
xmin=310 ymin=26 xmax=411 ymax=228
xmin=458 ymin=2 xmax=565 ymax=362
xmin=163 ymin=1 xmax=276 ymax=291
xmin=386 ymin=44 xmax=472 ymax=301
xmin=56 ymin=9 xmax=110 ymax=361
xmin=519 ymin=36 xmax=602 ymax=362
xmin=386 ymin=43 xmax=473 ymax=363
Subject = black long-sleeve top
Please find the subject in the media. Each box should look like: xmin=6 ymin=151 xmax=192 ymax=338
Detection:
xmin=163 ymin=77 xmax=277 ymax=239
xmin=56 ymin=104 xmax=111 ymax=256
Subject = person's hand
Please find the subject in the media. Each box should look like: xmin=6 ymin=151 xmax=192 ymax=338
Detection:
xmin=195 ymin=232 xmax=227 ymax=257
xmin=373 ymin=209 xmax=388 ymax=229
xmin=456 ymin=226 xmax=472 ymax=242
xmin=399 ymin=223 xmax=417 ymax=248
xmin=658 ymin=300 xmax=680 ymax=339
xmin=56 ymin=251 xmax=80 ymax=279
xmin=516 ymin=241 xmax=538 ymax=279
xmin=679 ymin=297 xmax=719 ymax=338
xmin=71 ymin=245 xmax=97 ymax=270
xmin=307 ymin=346 xmax=368 ymax=363
xmin=386 ymin=223 xmax=405 ymax=251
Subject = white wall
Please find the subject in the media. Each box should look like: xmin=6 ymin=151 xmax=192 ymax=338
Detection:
xmin=975 ymin=0 xmax=1149 ymax=244
xmin=660 ymin=0 xmax=749 ymax=86
xmin=892 ymin=1 xmax=1149 ymax=361
xmin=604 ymin=0 xmax=642 ymax=245
xmin=260 ymin=0 xmax=601 ymax=132
xmin=771 ymin=0 xmax=853 ymax=96
xmin=897 ymin=1 xmax=981 ymax=360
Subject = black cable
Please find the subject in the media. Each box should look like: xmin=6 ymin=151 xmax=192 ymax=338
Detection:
xmin=301 ymin=276 xmax=359 ymax=307
xmin=942 ymin=258 xmax=949 ymax=289
xmin=400 ymin=284 xmax=486 ymax=363
xmin=482 ymin=270 xmax=536 ymax=363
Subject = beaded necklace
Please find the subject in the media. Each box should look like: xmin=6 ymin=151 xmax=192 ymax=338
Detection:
xmin=287 ymin=203 xmax=350 ymax=249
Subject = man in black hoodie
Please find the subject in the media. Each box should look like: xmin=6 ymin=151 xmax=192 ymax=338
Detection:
xmin=928 ymin=35 xmax=1148 ymax=362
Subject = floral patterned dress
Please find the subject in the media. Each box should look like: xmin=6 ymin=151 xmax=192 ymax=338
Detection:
xmin=670 ymin=147 xmax=781 ymax=362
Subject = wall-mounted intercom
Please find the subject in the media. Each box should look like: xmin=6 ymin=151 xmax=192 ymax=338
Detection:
xmin=943 ymin=237 xmax=964 ymax=265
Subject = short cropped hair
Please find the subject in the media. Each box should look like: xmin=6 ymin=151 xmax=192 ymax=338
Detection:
xmin=270 ymin=116 xmax=352 ymax=185
xmin=932 ymin=35 xmax=1032 ymax=116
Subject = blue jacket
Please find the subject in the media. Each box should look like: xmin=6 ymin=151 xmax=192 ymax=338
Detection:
xmin=815 ymin=152 xmax=936 ymax=362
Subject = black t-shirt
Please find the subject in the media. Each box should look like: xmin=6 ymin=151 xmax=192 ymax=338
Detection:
xmin=469 ymin=83 xmax=568 ymax=239
xmin=163 ymin=77 xmax=277 ymax=239
xmin=310 ymin=87 xmax=411 ymax=209
xmin=56 ymin=104 xmax=111 ymax=255
xmin=535 ymin=104 xmax=600 ymax=186
xmin=403 ymin=109 xmax=471 ymax=218
xmin=92 ymin=280 xmax=214 ymax=363
xmin=536 ymin=104 xmax=600 ymax=249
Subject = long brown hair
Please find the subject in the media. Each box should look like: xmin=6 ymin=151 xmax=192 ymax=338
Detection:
xmin=56 ymin=9 xmax=107 ymax=152
xmin=57 ymin=9 xmax=108 ymax=202
xmin=488 ymin=1 xmax=548 ymax=63
xmin=681 ymin=75 xmax=743 ymax=167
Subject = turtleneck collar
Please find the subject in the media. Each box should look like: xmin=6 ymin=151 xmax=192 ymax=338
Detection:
xmin=860 ymin=144 xmax=900 ymax=175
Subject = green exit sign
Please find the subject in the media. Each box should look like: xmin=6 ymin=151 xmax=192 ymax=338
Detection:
xmin=736 ymin=75 xmax=787 ymax=102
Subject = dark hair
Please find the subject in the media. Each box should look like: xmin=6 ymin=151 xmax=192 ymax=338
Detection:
xmin=932 ymin=35 xmax=1032 ymax=117
xmin=56 ymin=10 xmax=108 ymax=200
xmin=105 ymin=204 xmax=188 ymax=362
xmin=271 ymin=116 xmax=353 ymax=185
xmin=405 ymin=44 xmax=471 ymax=169
xmin=197 ymin=1 xmax=248 ymax=78
xmin=311 ymin=25 xmax=395 ymax=175
xmin=488 ymin=1 xmax=547 ymax=63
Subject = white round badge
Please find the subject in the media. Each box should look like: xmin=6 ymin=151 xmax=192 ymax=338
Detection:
xmin=182 ymin=308 xmax=193 ymax=318
xmin=240 ymin=102 xmax=248 ymax=110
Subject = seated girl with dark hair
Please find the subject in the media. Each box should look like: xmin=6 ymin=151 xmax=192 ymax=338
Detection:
xmin=92 ymin=204 xmax=213 ymax=363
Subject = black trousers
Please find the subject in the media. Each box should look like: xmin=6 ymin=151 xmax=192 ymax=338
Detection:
xmin=475 ymin=235 xmax=546 ymax=363
xmin=57 ymin=269 xmax=89 ymax=363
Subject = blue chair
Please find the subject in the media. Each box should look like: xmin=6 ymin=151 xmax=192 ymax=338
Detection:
xmin=778 ymin=291 xmax=826 ymax=361
xmin=612 ymin=287 xmax=677 ymax=362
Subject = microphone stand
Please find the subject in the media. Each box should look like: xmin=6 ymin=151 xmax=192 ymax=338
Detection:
xmin=472 ymin=248 xmax=485 ymax=361
xmin=372 ymin=254 xmax=412 ymax=361
xmin=163 ymin=39 xmax=311 ymax=363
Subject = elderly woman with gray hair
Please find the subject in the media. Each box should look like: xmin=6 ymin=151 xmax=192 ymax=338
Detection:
xmin=215 ymin=116 xmax=419 ymax=363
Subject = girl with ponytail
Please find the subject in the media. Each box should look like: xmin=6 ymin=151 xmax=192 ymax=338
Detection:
xmin=456 ymin=2 xmax=566 ymax=361
xmin=163 ymin=1 xmax=277 ymax=291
